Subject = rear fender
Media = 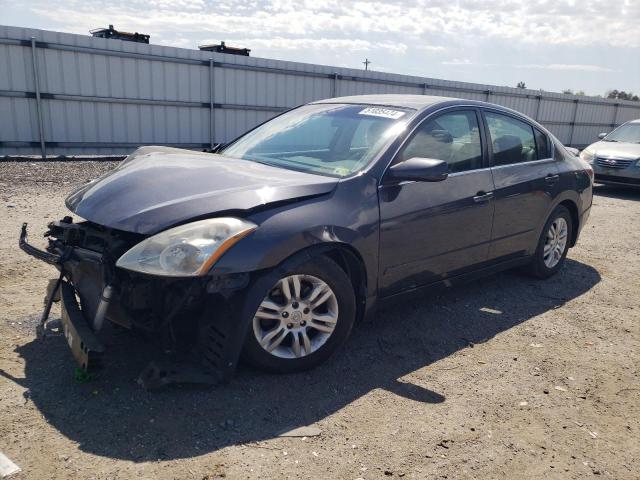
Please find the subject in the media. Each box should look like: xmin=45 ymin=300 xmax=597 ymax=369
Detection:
xmin=532 ymin=190 xmax=581 ymax=254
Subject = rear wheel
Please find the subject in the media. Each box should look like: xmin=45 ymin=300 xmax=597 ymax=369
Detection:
xmin=526 ymin=205 xmax=572 ymax=279
xmin=242 ymin=256 xmax=356 ymax=373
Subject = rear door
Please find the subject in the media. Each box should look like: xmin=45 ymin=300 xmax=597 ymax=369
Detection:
xmin=378 ymin=108 xmax=495 ymax=296
xmin=483 ymin=110 xmax=561 ymax=261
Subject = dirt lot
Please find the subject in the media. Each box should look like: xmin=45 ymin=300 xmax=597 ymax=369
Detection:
xmin=0 ymin=161 xmax=638 ymax=480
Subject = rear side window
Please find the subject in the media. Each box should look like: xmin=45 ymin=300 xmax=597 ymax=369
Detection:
xmin=397 ymin=110 xmax=482 ymax=173
xmin=485 ymin=112 xmax=537 ymax=166
xmin=534 ymin=128 xmax=552 ymax=159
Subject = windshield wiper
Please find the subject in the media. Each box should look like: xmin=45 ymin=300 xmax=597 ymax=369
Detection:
xmin=237 ymin=155 xmax=279 ymax=168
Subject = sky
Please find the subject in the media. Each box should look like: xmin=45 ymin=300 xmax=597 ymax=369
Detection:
xmin=2 ymin=0 xmax=639 ymax=97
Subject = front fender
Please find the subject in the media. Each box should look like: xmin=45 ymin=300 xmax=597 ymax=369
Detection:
xmin=209 ymin=176 xmax=381 ymax=298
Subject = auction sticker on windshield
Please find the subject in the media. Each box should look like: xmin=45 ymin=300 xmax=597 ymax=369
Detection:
xmin=358 ymin=107 xmax=406 ymax=119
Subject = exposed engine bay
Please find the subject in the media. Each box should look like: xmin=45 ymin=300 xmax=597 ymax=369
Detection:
xmin=20 ymin=217 xmax=251 ymax=388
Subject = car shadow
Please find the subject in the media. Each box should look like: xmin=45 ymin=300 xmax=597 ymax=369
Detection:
xmin=593 ymin=183 xmax=640 ymax=200
xmin=1 ymin=258 xmax=600 ymax=462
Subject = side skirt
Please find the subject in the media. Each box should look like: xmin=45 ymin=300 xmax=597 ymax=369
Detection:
xmin=375 ymin=256 xmax=532 ymax=310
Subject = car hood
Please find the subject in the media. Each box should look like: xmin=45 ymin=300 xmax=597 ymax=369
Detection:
xmin=66 ymin=147 xmax=338 ymax=234
xmin=587 ymin=141 xmax=640 ymax=159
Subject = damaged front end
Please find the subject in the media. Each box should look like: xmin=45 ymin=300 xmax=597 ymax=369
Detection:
xmin=19 ymin=217 xmax=252 ymax=387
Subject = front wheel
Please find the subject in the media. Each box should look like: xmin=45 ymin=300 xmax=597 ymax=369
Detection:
xmin=242 ymin=256 xmax=356 ymax=373
xmin=526 ymin=205 xmax=573 ymax=279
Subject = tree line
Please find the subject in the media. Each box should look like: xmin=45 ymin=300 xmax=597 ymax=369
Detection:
xmin=516 ymin=82 xmax=638 ymax=101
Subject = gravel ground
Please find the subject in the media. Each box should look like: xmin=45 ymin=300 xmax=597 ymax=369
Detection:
xmin=0 ymin=161 xmax=638 ymax=480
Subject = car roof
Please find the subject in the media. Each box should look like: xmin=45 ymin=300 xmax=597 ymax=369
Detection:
xmin=310 ymin=94 xmax=555 ymax=135
xmin=312 ymin=94 xmax=459 ymax=110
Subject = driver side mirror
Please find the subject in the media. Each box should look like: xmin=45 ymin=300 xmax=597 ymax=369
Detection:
xmin=387 ymin=157 xmax=449 ymax=183
xmin=597 ymin=132 xmax=608 ymax=139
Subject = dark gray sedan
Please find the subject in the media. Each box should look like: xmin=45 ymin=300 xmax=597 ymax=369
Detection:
xmin=20 ymin=95 xmax=593 ymax=382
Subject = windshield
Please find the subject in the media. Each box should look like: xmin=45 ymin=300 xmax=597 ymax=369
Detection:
xmin=221 ymin=103 xmax=413 ymax=177
xmin=603 ymin=123 xmax=640 ymax=143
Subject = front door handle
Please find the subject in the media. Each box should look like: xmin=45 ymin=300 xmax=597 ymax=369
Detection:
xmin=473 ymin=191 xmax=494 ymax=203
xmin=545 ymin=174 xmax=560 ymax=185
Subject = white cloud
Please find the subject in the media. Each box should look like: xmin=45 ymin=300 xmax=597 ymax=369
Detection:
xmin=27 ymin=0 xmax=640 ymax=50
xmin=442 ymin=58 xmax=473 ymax=66
xmin=3 ymin=0 xmax=633 ymax=95
xmin=519 ymin=64 xmax=616 ymax=72
xmin=442 ymin=61 xmax=618 ymax=72
xmin=416 ymin=45 xmax=446 ymax=52
xmin=211 ymin=37 xmax=408 ymax=53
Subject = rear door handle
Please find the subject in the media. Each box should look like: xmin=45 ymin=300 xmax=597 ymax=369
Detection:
xmin=473 ymin=191 xmax=493 ymax=203
xmin=545 ymin=174 xmax=560 ymax=185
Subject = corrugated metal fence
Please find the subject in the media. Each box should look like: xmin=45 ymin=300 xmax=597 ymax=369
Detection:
xmin=2 ymin=25 xmax=639 ymax=157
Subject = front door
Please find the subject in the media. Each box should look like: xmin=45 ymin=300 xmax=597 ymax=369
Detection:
xmin=378 ymin=108 xmax=495 ymax=296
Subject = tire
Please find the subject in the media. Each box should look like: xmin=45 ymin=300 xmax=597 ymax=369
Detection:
xmin=526 ymin=205 xmax=573 ymax=279
xmin=242 ymin=255 xmax=356 ymax=373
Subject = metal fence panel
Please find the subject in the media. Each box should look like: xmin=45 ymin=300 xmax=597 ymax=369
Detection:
xmin=549 ymin=124 xmax=573 ymax=145
xmin=490 ymin=95 xmax=538 ymax=118
xmin=538 ymin=99 xmax=575 ymax=123
xmin=617 ymin=105 xmax=640 ymax=123
xmin=576 ymin=101 xmax=615 ymax=124
xmin=1 ymin=24 xmax=640 ymax=157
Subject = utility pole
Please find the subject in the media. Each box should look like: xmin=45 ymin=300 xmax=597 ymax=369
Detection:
xmin=363 ymin=58 xmax=371 ymax=71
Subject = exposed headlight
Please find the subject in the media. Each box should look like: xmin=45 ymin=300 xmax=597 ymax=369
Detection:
xmin=116 ymin=218 xmax=257 ymax=277
xmin=636 ymin=159 xmax=640 ymax=167
xmin=579 ymin=149 xmax=595 ymax=163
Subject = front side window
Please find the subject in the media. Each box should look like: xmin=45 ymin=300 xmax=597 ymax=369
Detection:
xmin=485 ymin=112 xmax=537 ymax=166
xmin=396 ymin=110 xmax=482 ymax=173
xmin=221 ymin=103 xmax=413 ymax=178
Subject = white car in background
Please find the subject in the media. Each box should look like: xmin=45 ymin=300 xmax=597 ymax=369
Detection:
xmin=580 ymin=119 xmax=640 ymax=187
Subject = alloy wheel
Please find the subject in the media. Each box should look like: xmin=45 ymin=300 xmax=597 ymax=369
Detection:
xmin=252 ymin=274 xmax=339 ymax=359
xmin=543 ymin=217 xmax=568 ymax=268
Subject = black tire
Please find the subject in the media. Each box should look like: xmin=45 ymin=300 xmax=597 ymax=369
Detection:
xmin=242 ymin=255 xmax=356 ymax=373
xmin=526 ymin=205 xmax=573 ymax=279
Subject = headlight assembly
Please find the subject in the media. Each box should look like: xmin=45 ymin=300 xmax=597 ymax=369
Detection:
xmin=579 ymin=149 xmax=595 ymax=163
xmin=116 ymin=218 xmax=257 ymax=277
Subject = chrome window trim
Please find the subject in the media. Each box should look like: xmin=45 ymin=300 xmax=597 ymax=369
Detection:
xmin=482 ymin=109 xmax=557 ymax=168
xmin=490 ymin=157 xmax=556 ymax=170
xmin=384 ymin=150 xmax=557 ymax=184
xmin=380 ymin=103 xmax=561 ymax=184
xmin=447 ymin=156 xmax=555 ymax=176
xmin=446 ymin=166 xmax=492 ymax=178
xmin=381 ymin=104 xmax=486 ymax=181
